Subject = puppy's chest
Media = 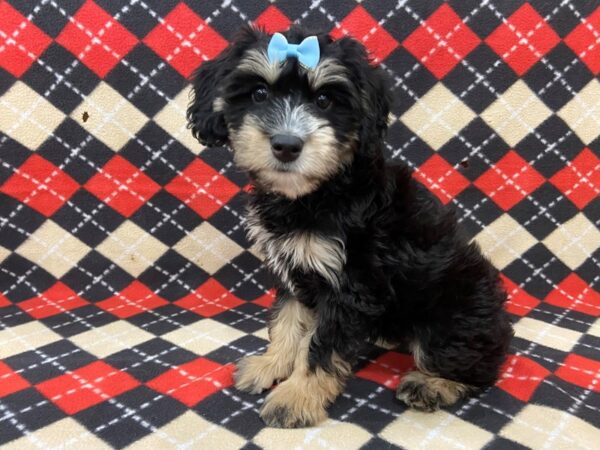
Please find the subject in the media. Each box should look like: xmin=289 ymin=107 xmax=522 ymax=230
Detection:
xmin=244 ymin=209 xmax=346 ymax=289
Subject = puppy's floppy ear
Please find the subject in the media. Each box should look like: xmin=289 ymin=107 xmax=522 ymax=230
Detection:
xmin=363 ymin=65 xmax=393 ymax=140
xmin=187 ymin=25 xmax=263 ymax=146
xmin=334 ymin=37 xmax=393 ymax=153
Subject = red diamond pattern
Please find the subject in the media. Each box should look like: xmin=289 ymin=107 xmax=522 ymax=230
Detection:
xmin=502 ymin=275 xmax=541 ymax=317
xmin=498 ymin=355 xmax=550 ymax=402
xmin=36 ymin=361 xmax=140 ymax=414
xmin=474 ymin=150 xmax=545 ymax=210
xmin=0 ymin=2 xmax=52 ymax=77
xmin=550 ymin=148 xmax=600 ymax=209
xmin=545 ymin=273 xmax=600 ymax=316
xmin=0 ymin=362 xmax=30 ymax=397
xmin=252 ymin=289 xmax=276 ymax=309
xmin=485 ymin=3 xmax=560 ymax=76
xmin=414 ymin=154 xmax=470 ymax=205
xmin=0 ymin=155 xmax=80 ymax=216
xmin=356 ymin=351 xmax=414 ymax=390
xmin=0 ymin=293 xmax=11 ymax=308
xmin=555 ymin=354 xmax=600 ymax=392
xmin=565 ymin=7 xmax=600 ymax=75
xmin=146 ymin=357 xmax=234 ymax=407
xmin=84 ymin=155 xmax=161 ymax=218
xmin=254 ymin=6 xmax=292 ymax=34
xmin=143 ymin=3 xmax=228 ymax=78
xmin=96 ymin=281 xmax=168 ymax=318
xmin=165 ymin=159 xmax=240 ymax=219
xmin=330 ymin=6 xmax=399 ymax=62
xmin=0 ymin=1 xmax=599 ymax=444
xmin=402 ymin=4 xmax=480 ymax=79
xmin=17 ymin=282 xmax=88 ymax=319
xmin=174 ymin=278 xmax=244 ymax=317
xmin=56 ymin=0 xmax=138 ymax=78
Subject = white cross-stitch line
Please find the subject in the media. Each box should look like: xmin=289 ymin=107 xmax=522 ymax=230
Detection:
xmin=234 ymin=5 xmax=600 ymax=440
xmin=382 ymin=81 xmax=598 ymax=308
xmin=0 ymin=401 xmax=39 ymax=448
xmin=0 ymin=252 xmax=273 ymax=443
xmin=309 ymin=0 xmax=600 ymax=292
xmin=0 ymin=1 xmax=276 ymax=366
xmin=308 ymin=4 xmax=600 ymax=342
xmin=294 ymin=5 xmax=599 ymax=443
xmin=0 ymin=13 xmax=269 ymax=306
xmin=356 ymin=0 xmax=600 ymax=441
xmin=1 ymin=0 xmax=600 ymax=444
xmin=506 ymin=297 xmax=595 ymax=327
xmin=476 ymin=398 xmax=595 ymax=449
xmin=0 ymin=7 xmax=276 ymax=442
xmin=0 ymin=277 xmax=271 ymax=447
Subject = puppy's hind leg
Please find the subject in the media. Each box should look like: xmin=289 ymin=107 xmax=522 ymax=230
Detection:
xmin=235 ymin=297 xmax=313 ymax=394
xmin=396 ymin=371 xmax=473 ymax=412
xmin=396 ymin=341 xmax=474 ymax=412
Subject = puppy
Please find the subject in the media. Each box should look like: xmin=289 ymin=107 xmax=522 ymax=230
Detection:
xmin=187 ymin=25 xmax=513 ymax=428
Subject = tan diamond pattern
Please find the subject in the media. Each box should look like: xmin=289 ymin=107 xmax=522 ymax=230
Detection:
xmin=0 ymin=245 xmax=10 ymax=265
xmin=500 ymin=405 xmax=599 ymax=450
xmin=557 ymin=79 xmax=600 ymax=145
xmin=127 ymin=411 xmax=246 ymax=450
xmin=513 ymin=317 xmax=582 ymax=352
xmin=542 ymin=213 xmax=600 ymax=270
xmin=71 ymin=81 xmax=148 ymax=151
xmin=0 ymin=81 xmax=65 ymax=149
xmin=381 ymin=409 xmax=493 ymax=449
xmin=96 ymin=220 xmax=169 ymax=276
xmin=15 ymin=220 xmax=91 ymax=278
xmin=154 ymin=86 xmax=206 ymax=154
xmin=481 ymin=80 xmax=552 ymax=147
xmin=173 ymin=222 xmax=244 ymax=274
xmin=0 ymin=321 xmax=62 ymax=359
xmin=162 ymin=318 xmax=246 ymax=355
xmin=69 ymin=320 xmax=155 ymax=358
xmin=3 ymin=418 xmax=111 ymax=450
xmin=474 ymin=214 xmax=537 ymax=270
xmin=401 ymin=82 xmax=476 ymax=150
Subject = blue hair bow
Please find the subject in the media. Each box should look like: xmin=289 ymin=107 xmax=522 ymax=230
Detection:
xmin=267 ymin=33 xmax=320 ymax=70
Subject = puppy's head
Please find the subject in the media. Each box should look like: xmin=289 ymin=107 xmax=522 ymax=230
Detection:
xmin=187 ymin=26 xmax=391 ymax=198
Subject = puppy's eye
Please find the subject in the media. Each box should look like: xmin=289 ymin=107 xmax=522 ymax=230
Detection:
xmin=252 ymin=86 xmax=269 ymax=103
xmin=315 ymin=93 xmax=331 ymax=110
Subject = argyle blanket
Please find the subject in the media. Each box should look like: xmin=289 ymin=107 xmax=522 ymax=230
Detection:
xmin=0 ymin=0 xmax=599 ymax=449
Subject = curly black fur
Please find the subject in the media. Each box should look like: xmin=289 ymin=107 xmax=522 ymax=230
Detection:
xmin=188 ymin=25 xmax=513 ymax=421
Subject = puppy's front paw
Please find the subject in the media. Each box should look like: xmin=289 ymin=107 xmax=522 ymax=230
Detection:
xmin=260 ymin=380 xmax=327 ymax=428
xmin=234 ymin=355 xmax=285 ymax=394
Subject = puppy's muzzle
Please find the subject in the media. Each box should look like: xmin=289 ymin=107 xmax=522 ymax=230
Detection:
xmin=271 ymin=134 xmax=303 ymax=163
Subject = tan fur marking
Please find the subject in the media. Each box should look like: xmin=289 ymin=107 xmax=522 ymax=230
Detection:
xmin=409 ymin=340 xmax=433 ymax=375
xmin=245 ymin=207 xmax=346 ymax=289
xmin=238 ymin=49 xmax=281 ymax=84
xmin=307 ymin=58 xmax=351 ymax=90
xmin=277 ymin=232 xmax=346 ymax=287
xmin=230 ymin=115 xmax=352 ymax=199
xmin=212 ymin=97 xmax=225 ymax=112
xmin=396 ymin=371 xmax=471 ymax=411
xmin=260 ymin=324 xmax=351 ymax=427
xmin=234 ymin=299 xmax=313 ymax=394
xmin=260 ymin=171 xmax=319 ymax=199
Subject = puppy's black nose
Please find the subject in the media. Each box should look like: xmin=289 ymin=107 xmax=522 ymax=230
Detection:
xmin=271 ymin=134 xmax=303 ymax=163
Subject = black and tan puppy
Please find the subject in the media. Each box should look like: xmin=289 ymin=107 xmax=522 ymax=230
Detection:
xmin=187 ymin=25 xmax=513 ymax=428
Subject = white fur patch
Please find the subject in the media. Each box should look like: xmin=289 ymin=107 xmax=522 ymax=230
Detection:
xmin=307 ymin=58 xmax=351 ymax=90
xmin=238 ymin=49 xmax=282 ymax=84
xmin=246 ymin=207 xmax=346 ymax=289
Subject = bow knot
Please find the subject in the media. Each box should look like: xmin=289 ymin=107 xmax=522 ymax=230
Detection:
xmin=267 ymin=33 xmax=320 ymax=70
